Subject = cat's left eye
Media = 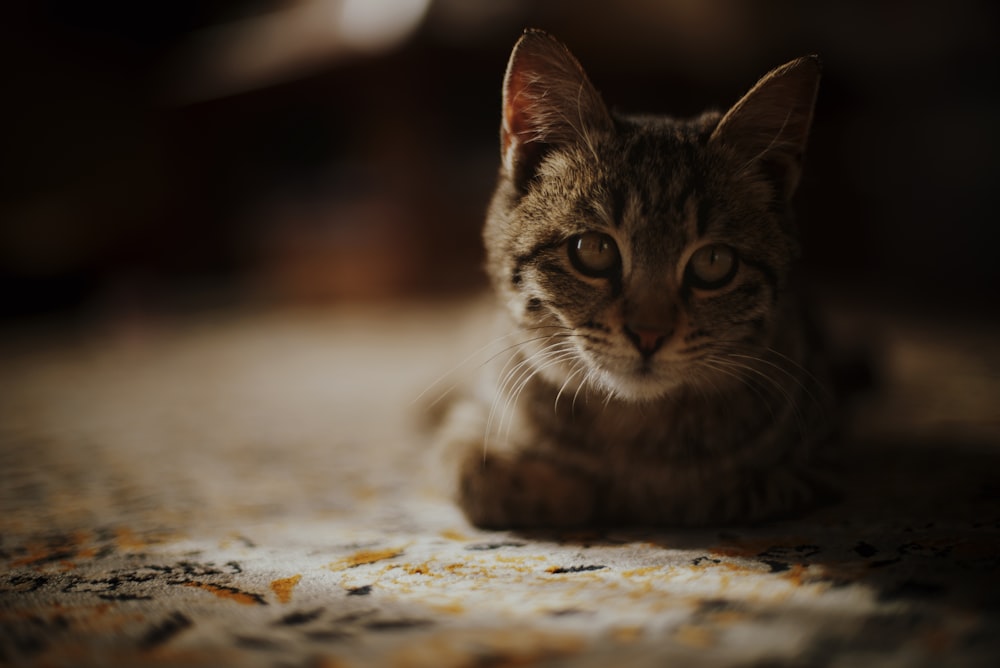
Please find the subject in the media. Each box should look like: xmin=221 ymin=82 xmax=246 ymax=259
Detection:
xmin=568 ymin=232 xmax=621 ymax=277
xmin=686 ymin=244 xmax=738 ymax=290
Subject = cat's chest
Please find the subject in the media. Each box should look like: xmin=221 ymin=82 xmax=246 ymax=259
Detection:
xmin=521 ymin=381 xmax=769 ymax=463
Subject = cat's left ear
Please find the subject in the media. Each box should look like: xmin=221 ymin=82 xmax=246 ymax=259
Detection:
xmin=500 ymin=30 xmax=613 ymax=190
xmin=710 ymin=56 xmax=821 ymax=202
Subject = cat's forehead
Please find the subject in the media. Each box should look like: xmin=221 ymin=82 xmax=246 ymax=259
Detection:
xmin=583 ymin=122 xmax=716 ymax=240
xmin=609 ymin=120 xmax=713 ymax=193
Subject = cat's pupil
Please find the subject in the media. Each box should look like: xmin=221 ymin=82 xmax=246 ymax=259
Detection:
xmin=687 ymin=244 xmax=737 ymax=289
xmin=568 ymin=232 xmax=620 ymax=277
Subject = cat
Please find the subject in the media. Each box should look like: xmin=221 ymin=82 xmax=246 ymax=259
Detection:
xmin=433 ymin=29 xmax=836 ymax=528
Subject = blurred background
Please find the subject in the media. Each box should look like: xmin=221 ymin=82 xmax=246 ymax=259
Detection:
xmin=2 ymin=0 xmax=998 ymax=324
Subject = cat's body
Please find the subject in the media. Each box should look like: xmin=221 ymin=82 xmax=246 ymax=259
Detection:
xmin=435 ymin=30 xmax=835 ymax=528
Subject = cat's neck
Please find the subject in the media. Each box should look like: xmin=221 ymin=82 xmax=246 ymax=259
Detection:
xmin=513 ymin=359 xmax=772 ymax=462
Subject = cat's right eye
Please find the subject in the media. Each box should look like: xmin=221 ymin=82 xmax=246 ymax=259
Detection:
xmin=568 ymin=232 xmax=621 ymax=277
xmin=686 ymin=243 xmax=738 ymax=290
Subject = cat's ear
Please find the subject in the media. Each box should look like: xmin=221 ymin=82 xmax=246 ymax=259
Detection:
xmin=500 ymin=29 xmax=612 ymax=189
xmin=710 ymin=56 xmax=821 ymax=202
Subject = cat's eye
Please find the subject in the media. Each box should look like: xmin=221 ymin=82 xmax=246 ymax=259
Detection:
xmin=568 ymin=232 xmax=621 ymax=277
xmin=686 ymin=244 xmax=738 ymax=290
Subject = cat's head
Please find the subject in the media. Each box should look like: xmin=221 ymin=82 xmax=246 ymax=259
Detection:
xmin=485 ymin=30 xmax=820 ymax=402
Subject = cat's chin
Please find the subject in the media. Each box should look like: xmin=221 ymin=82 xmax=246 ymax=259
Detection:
xmin=592 ymin=368 xmax=686 ymax=403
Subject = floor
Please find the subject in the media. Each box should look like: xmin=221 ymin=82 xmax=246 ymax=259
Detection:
xmin=1 ymin=298 xmax=998 ymax=667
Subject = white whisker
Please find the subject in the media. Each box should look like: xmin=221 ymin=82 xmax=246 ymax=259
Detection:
xmin=763 ymin=346 xmax=834 ymax=401
xmin=554 ymin=361 xmax=587 ymax=414
xmin=700 ymin=358 xmax=780 ymax=425
xmin=728 ymin=352 xmax=823 ymax=409
xmin=499 ymin=347 xmax=579 ymax=447
xmin=572 ymin=367 xmax=596 ymax=414
xmin=484 ymin=335 xmax=579 ymax=457
xmin=717 ymin=356 xmax=809 ymax=440
xmin=412 ymin=326 xmax=575 ymax=408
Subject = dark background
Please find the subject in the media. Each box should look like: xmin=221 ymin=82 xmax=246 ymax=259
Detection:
xmin=2 ymin=0 xmax=998 ymax=322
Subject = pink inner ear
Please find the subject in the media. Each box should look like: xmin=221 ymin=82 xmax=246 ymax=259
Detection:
xmin=500 ymin=52 xmax=550 ymax=179
xmin=501 ymin=68 xmax=528 ymax=158
xmin=502 ymin=49 xmax=550 ymax=152
xmin=497 ymin=30 xmax=613 ymax=183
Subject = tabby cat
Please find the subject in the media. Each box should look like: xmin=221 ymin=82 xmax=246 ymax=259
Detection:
xmin=435 ymin=29 xmax=834 ymax=528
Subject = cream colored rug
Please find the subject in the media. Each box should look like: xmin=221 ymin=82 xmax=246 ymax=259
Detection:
xmin=2 ymin=300 xmax=998 ymax=667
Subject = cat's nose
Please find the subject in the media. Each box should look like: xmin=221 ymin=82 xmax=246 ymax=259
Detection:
xmin=623 ymin=324 xmax=672 ymax=357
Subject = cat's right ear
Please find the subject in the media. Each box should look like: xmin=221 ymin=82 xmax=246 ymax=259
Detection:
xmin=500 ymin=29 xmax=612 ymax=190
xmin=710 ymin=56 xmax=821 ymax=203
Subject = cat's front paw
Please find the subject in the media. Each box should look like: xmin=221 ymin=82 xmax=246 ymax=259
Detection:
xmin=459 ymin=452 xmax=596 ymax=529
xmin=718 ymin=463 xmax=840 ymax=525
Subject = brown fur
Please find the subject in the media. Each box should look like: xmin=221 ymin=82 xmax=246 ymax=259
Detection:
xmin=437 ymin=30 xmax=833 ymax=528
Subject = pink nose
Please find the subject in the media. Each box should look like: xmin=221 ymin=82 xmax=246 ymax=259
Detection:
xmin=623 ymin=324 xmax=672 ymax=356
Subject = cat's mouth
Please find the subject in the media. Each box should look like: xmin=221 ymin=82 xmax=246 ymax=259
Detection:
xmin=589 ymin=357 xmax=687 ymax=402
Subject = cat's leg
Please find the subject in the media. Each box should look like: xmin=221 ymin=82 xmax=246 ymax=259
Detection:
xmin=434 ymin=398 xmax=599 ymax=529
xmin=697 ymin=461 xmax=839 ymax=525
xmin=458 ymin=448 xmax=597 ymax=529
xmin=601 ymin=454 xmax=837 ymax=526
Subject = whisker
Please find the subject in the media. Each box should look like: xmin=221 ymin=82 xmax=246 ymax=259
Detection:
xmin=686 ymin=365 xmax=718 ymax=406
xmin=716 ymin=343 xmax=832 ymax=432
xmin=762 ymin=346 xmax=834 ymax=400
xmin=485 ymin=347 xmax=546 ymax=452
xmin=699 ymin=359 xmax=780 ymax=426
xmin=412 ymin=326 xmax=576 ymax=407
xmin=572 ymin=367 xmax=597 ymax=414
xmin=498 ymin=344 xmax=578 ymax=423
xmin=499 ymin=347 xmax=579 ymax=446
xmin=728 ymin=351 xmax=825 ymax=411
xmin=554 ymin=361 xmax=587 ymax=414
xmin=602 ymin=385 xmax=616 ymax=409
xmin=716 ymin=357 xmax=809 ymax=440
xmin=412 ymin=329 xmax=523 ymax=407
xmin=488 ymin=345 xmax=577 ymax=456
xmin=484 ymin=338 xmax=577 ymax=455
xmin=480 ymin=331 xmax=579 ymax=448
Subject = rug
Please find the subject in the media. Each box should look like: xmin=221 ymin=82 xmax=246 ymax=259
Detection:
xmin=1 ymin=300 xmax=998 ymax=667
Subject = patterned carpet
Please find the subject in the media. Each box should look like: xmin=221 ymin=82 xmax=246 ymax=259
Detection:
xmin=1 ymin=300 xmax=998 ymax=667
